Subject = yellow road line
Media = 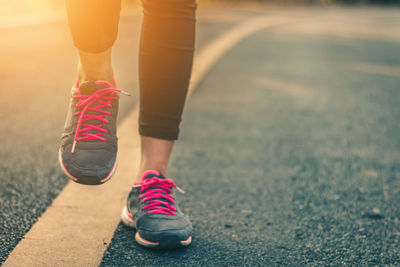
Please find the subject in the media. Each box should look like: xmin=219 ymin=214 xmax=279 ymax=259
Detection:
xmin=4 ymin=15 xmax=292 ymax=267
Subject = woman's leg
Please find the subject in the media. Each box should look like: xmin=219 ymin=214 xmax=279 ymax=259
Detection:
xmin=65 ymin=0 xmax=121 ymax=84
xmin=137 ymin=0 xmax=197 ymax=179
xmin=60 ymin=0 xmax=122 ymax=185
xmin=121 ymin=2 xmax=197 ymax=249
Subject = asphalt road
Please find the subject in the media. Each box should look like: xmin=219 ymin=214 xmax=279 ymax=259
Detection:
xmin=1 ymin=5 xmax=400 ymax=266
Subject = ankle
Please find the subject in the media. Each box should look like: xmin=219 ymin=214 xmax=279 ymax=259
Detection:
xmin=137 ymin=136 xmax=174 ymax=181
xmin=78 ymin=63 xmax=114 ymax=84
xmin=77 ymin=48 xmax=114 ymax=85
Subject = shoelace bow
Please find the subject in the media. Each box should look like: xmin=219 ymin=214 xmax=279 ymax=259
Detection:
xmin=71 ymin=80 xmax=130 ymax=153
xmin=134 ymin=177 xmax=185 ymax=216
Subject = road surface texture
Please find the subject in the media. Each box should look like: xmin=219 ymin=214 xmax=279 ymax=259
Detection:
xmin=1 ymin=4 xmax=400 ymax=266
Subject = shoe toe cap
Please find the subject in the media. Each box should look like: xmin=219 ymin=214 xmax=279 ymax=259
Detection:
xmin=137 ymin=215 xmax=192 ymax=243
xmin=60 ymin=144 xmax=116 ymax=184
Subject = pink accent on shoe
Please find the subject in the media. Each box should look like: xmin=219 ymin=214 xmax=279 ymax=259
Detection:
xmin=181 ymin=236 xmax=191 ymax=242
xmin=135 ymin=233 xmax=159 ymax=246
xmin=58 ymin=150 xmax=78 ymax=181
xmin=99 ymin=161 xmax=118 ymax=182
xmin=141 ymin=170 xmax=161 ymax=181
xmin=71 ymin=80 xmax=129 ymax=153
xmin=180 ymin=236 xmax=192 ymax=245
xmin=126 ymin=207 xmax=135 ymax=220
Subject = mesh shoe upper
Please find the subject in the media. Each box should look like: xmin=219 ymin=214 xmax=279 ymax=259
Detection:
xmin=126 ymin=170 xmax=192 ymax=244
xmin=59 ymin=80 xmax=122 ymax=185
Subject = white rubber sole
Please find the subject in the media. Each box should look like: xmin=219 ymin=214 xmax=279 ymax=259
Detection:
xmin=120 ymin=206 xmax=137 ymax=228
xmin=120 ymin=206 xmax=192 ymax=248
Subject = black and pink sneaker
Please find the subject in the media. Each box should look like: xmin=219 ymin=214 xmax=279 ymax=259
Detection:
xmin=59 ymin=80 xmax=129 ymax=185
xmin=121 ymin=170 xmax=192 ymax=249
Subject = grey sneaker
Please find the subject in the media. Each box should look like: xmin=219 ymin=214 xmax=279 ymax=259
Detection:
xmin=59 ymin=80 xmax=128 ymax=185
xmin=121 ymin=170 xmax=192 ymax=249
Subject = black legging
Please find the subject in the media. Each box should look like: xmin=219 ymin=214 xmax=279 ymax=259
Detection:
xmin=65 ymin=0 xmax=197 ymax=140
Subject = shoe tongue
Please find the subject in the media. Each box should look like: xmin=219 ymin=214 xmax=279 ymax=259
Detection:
xmin=140 ymin=170 xmax=171 ymax=210
xmin=141 ymin=170 xmax=165 ymax=181
xmin=75 ymin=81 xmax=114 ymax=140
xmin=78 ymin=81 xmax=110 ymax=95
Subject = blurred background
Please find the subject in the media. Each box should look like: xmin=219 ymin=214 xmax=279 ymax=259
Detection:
xmin=1 ymin=0 xmax=400 ymax=22
xmin=1 ymin=0 xmax=399 ymax=266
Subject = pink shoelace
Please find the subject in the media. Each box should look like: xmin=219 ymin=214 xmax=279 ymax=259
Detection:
xmin=134 ymin=177 xmax=185 ymax=216
xmin=71 ymin=80 xmax=130 ymax=153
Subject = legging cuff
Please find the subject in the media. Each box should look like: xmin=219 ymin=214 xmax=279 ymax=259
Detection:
xmin=139 ymin=123 xmax=180 ymax=140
